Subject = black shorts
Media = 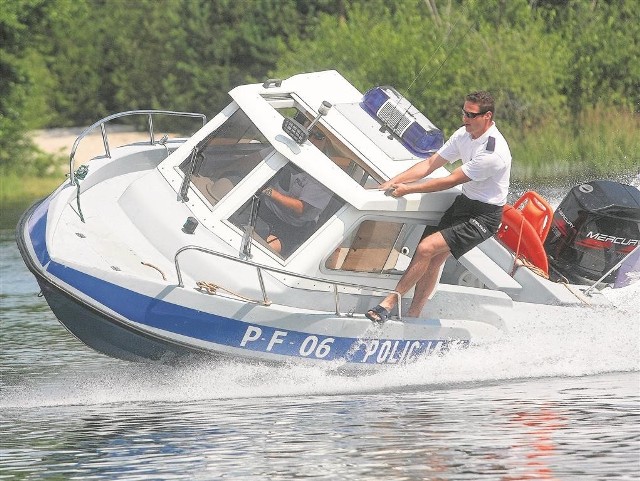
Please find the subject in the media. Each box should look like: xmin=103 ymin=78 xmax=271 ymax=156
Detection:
xmin=424 ymin=194 xmax=503 ymax=259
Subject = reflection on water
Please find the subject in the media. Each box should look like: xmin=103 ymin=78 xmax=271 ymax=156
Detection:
xmin=0 ymin=199 xmax=36 ymax=231
xmin=2 ymin=204 xmax=640 ymax=480
xmin=2 ymin=374 xmax=638 ymax=480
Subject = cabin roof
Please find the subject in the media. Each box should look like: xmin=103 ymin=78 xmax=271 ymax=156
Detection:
xmin=158 ymin=70 xmax=459 ymax=219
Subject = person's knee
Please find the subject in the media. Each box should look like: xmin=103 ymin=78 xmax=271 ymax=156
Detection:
xmin=415 ymin=240 xmax=439 ymax=259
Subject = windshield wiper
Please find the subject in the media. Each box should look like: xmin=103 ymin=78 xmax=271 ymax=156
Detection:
xmin=178 ymin=147 xmax=200 ymax=202
xmin=178 ymin=133 xmax=214 ymax=202
xmin=239 ymin=194 xmax=261 ymax=259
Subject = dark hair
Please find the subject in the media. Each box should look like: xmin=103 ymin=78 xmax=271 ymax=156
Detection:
xmin=466 ymin=91 xmax=495 ymax=115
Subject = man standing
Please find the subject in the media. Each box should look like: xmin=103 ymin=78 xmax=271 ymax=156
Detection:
xmin=366 ymin=91 xmax=512 ymax=322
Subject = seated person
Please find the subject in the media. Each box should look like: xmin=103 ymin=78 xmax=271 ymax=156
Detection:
xmin=258 ymin=167 xmax=332 ymax=255
xmin=257 ymin=131 xmax=333 ymax=255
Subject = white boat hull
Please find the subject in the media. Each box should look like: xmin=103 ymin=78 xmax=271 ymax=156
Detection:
xmin=18 ymin=198 xmax=496 ymax=370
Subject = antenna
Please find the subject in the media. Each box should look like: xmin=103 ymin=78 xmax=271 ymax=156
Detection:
xmin=396 ymin=4 xmax=474 ymax=118
xmin=307 ymin=101 xmax=333 ymax=131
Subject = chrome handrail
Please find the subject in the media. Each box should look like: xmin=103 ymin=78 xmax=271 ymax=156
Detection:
xmin=583 ymin=245 xmax=639 ymax=296
xmin=69 ymin=110 xmax=207 ymax=185
xmin=174 ymin=245 xmax=403 ymax=319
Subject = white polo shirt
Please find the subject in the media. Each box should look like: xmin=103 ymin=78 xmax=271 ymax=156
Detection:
xmin=437 ymin=123 xmax=512 ymax=206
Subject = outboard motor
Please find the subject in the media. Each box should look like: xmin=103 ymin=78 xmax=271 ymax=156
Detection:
xmin=544 ymin=180 xmax=640 ymax=285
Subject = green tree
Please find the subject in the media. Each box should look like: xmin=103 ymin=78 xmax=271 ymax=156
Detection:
xmin=43 ymin=0 xmax=338 ymax=123
xmin=162 ymin=0 xmax=316 ymax=116
xmin=561 ymin=0 xmax=639 ymax=112
xmin=1 ymin=0 xmax=49 ymax=173
xmin=45 ymin=0 xmax=113 ymax=126
xmin=273 ymin=0 xmax=569 ymax=135
xmin=2 ymin=0 xmax=637 ymax=180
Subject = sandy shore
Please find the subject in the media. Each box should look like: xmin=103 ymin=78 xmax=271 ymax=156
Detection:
xmin=31 ymin=128 xmax=150 ymax=161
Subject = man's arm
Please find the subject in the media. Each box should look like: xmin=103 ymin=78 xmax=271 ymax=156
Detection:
xmin=379 ymin=153 xmax=448 ymax=190
xmin=264 ymin=188 xmax=305 ymax=215
xmin=389 ymin=165 xmax=471 ymax=197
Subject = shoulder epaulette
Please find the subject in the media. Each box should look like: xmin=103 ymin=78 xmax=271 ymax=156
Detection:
xmin=486 ymin=136 xmax=496 ymax=152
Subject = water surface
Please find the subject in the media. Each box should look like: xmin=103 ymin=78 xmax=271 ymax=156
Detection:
xmin=2 ymin=215 xmax=639 ymax=480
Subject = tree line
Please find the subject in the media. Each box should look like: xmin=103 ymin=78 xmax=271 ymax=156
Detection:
xmin=1 ymin=0 xmax=638 ymax=177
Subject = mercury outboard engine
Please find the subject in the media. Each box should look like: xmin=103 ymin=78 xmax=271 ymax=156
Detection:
xmin=544 ymin=180 xmax=640 ymax=285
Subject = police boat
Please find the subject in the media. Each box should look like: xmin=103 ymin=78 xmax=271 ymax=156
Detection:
xmin=16 ymin=71 xmax=640 ymax=370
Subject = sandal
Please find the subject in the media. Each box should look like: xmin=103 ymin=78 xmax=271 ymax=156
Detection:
xmin=365 ymin=304 xmax=390 ymax=324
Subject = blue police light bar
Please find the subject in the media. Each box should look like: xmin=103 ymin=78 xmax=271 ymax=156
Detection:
xmin=361 ymin=86 xmax=443 ymax=157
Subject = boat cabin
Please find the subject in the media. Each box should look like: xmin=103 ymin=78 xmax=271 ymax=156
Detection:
xmin=157 ymin=71 xmax=460 ymax=296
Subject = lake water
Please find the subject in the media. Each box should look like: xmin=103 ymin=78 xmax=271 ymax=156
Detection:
xmin=1 ymin=199 xmax=639 ymax=480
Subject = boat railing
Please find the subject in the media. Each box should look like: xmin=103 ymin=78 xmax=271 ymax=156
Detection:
xmin=174 ymin=245 xmax=403 ymax=319
xmin=69 ymin=110 xmax=207 ymax=185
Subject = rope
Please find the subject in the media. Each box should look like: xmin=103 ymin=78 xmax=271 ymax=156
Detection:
xmin=73 ymin=165 xmax=89 ymax=223
xmin=516 ymin=257 xmax=591 ymax=305
xmin=141 ymin=262 xmax=167 ymax=280
xmin=506 ymin=232 xmax=591 ymax=305
xmin=560 ymin=282 xmax=592 ymax=305
xmin=516 ymin=256 xmax=549 ymax=280
xmin=195 ymin=281 xmax=266 ymax=305
xmin=509 ymin=216 xmax=525 ymax=276
xmin=75 ymin=183 xmax=85 ymax=223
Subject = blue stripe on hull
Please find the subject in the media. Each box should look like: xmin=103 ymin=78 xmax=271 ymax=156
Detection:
xmin=37 ymin=277 xmax=195 ymax=362
xmin=27 ymin=197 xmax=51 ymax=267
xmin=46 ymin=261 xmax=459 ymax=364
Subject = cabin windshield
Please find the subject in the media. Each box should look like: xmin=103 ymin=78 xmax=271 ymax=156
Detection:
xmin=180 ymin=95 xmax=381 ymax=209
xmin=178 ymin=94 xmax=390 ymax=259
xmin=180 ymin=109 xmax=274 ymax=206
xmin=228 ymin=162 xmax=345 ymax=259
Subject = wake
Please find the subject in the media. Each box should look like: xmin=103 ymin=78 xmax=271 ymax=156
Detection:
xmin=2 ymin=282 xmax=637 ymax=409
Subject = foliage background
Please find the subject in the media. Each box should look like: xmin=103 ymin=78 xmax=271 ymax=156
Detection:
xmin=1 ymin=0 xmax=638 ymax=181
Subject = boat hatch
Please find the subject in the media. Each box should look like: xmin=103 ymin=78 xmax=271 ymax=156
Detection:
xmin=325 ymin=219 xmax=428 ymax=275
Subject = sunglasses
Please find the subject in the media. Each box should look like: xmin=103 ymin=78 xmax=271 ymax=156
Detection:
xmin=461 ymin=108 xmax=489 ymax=119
